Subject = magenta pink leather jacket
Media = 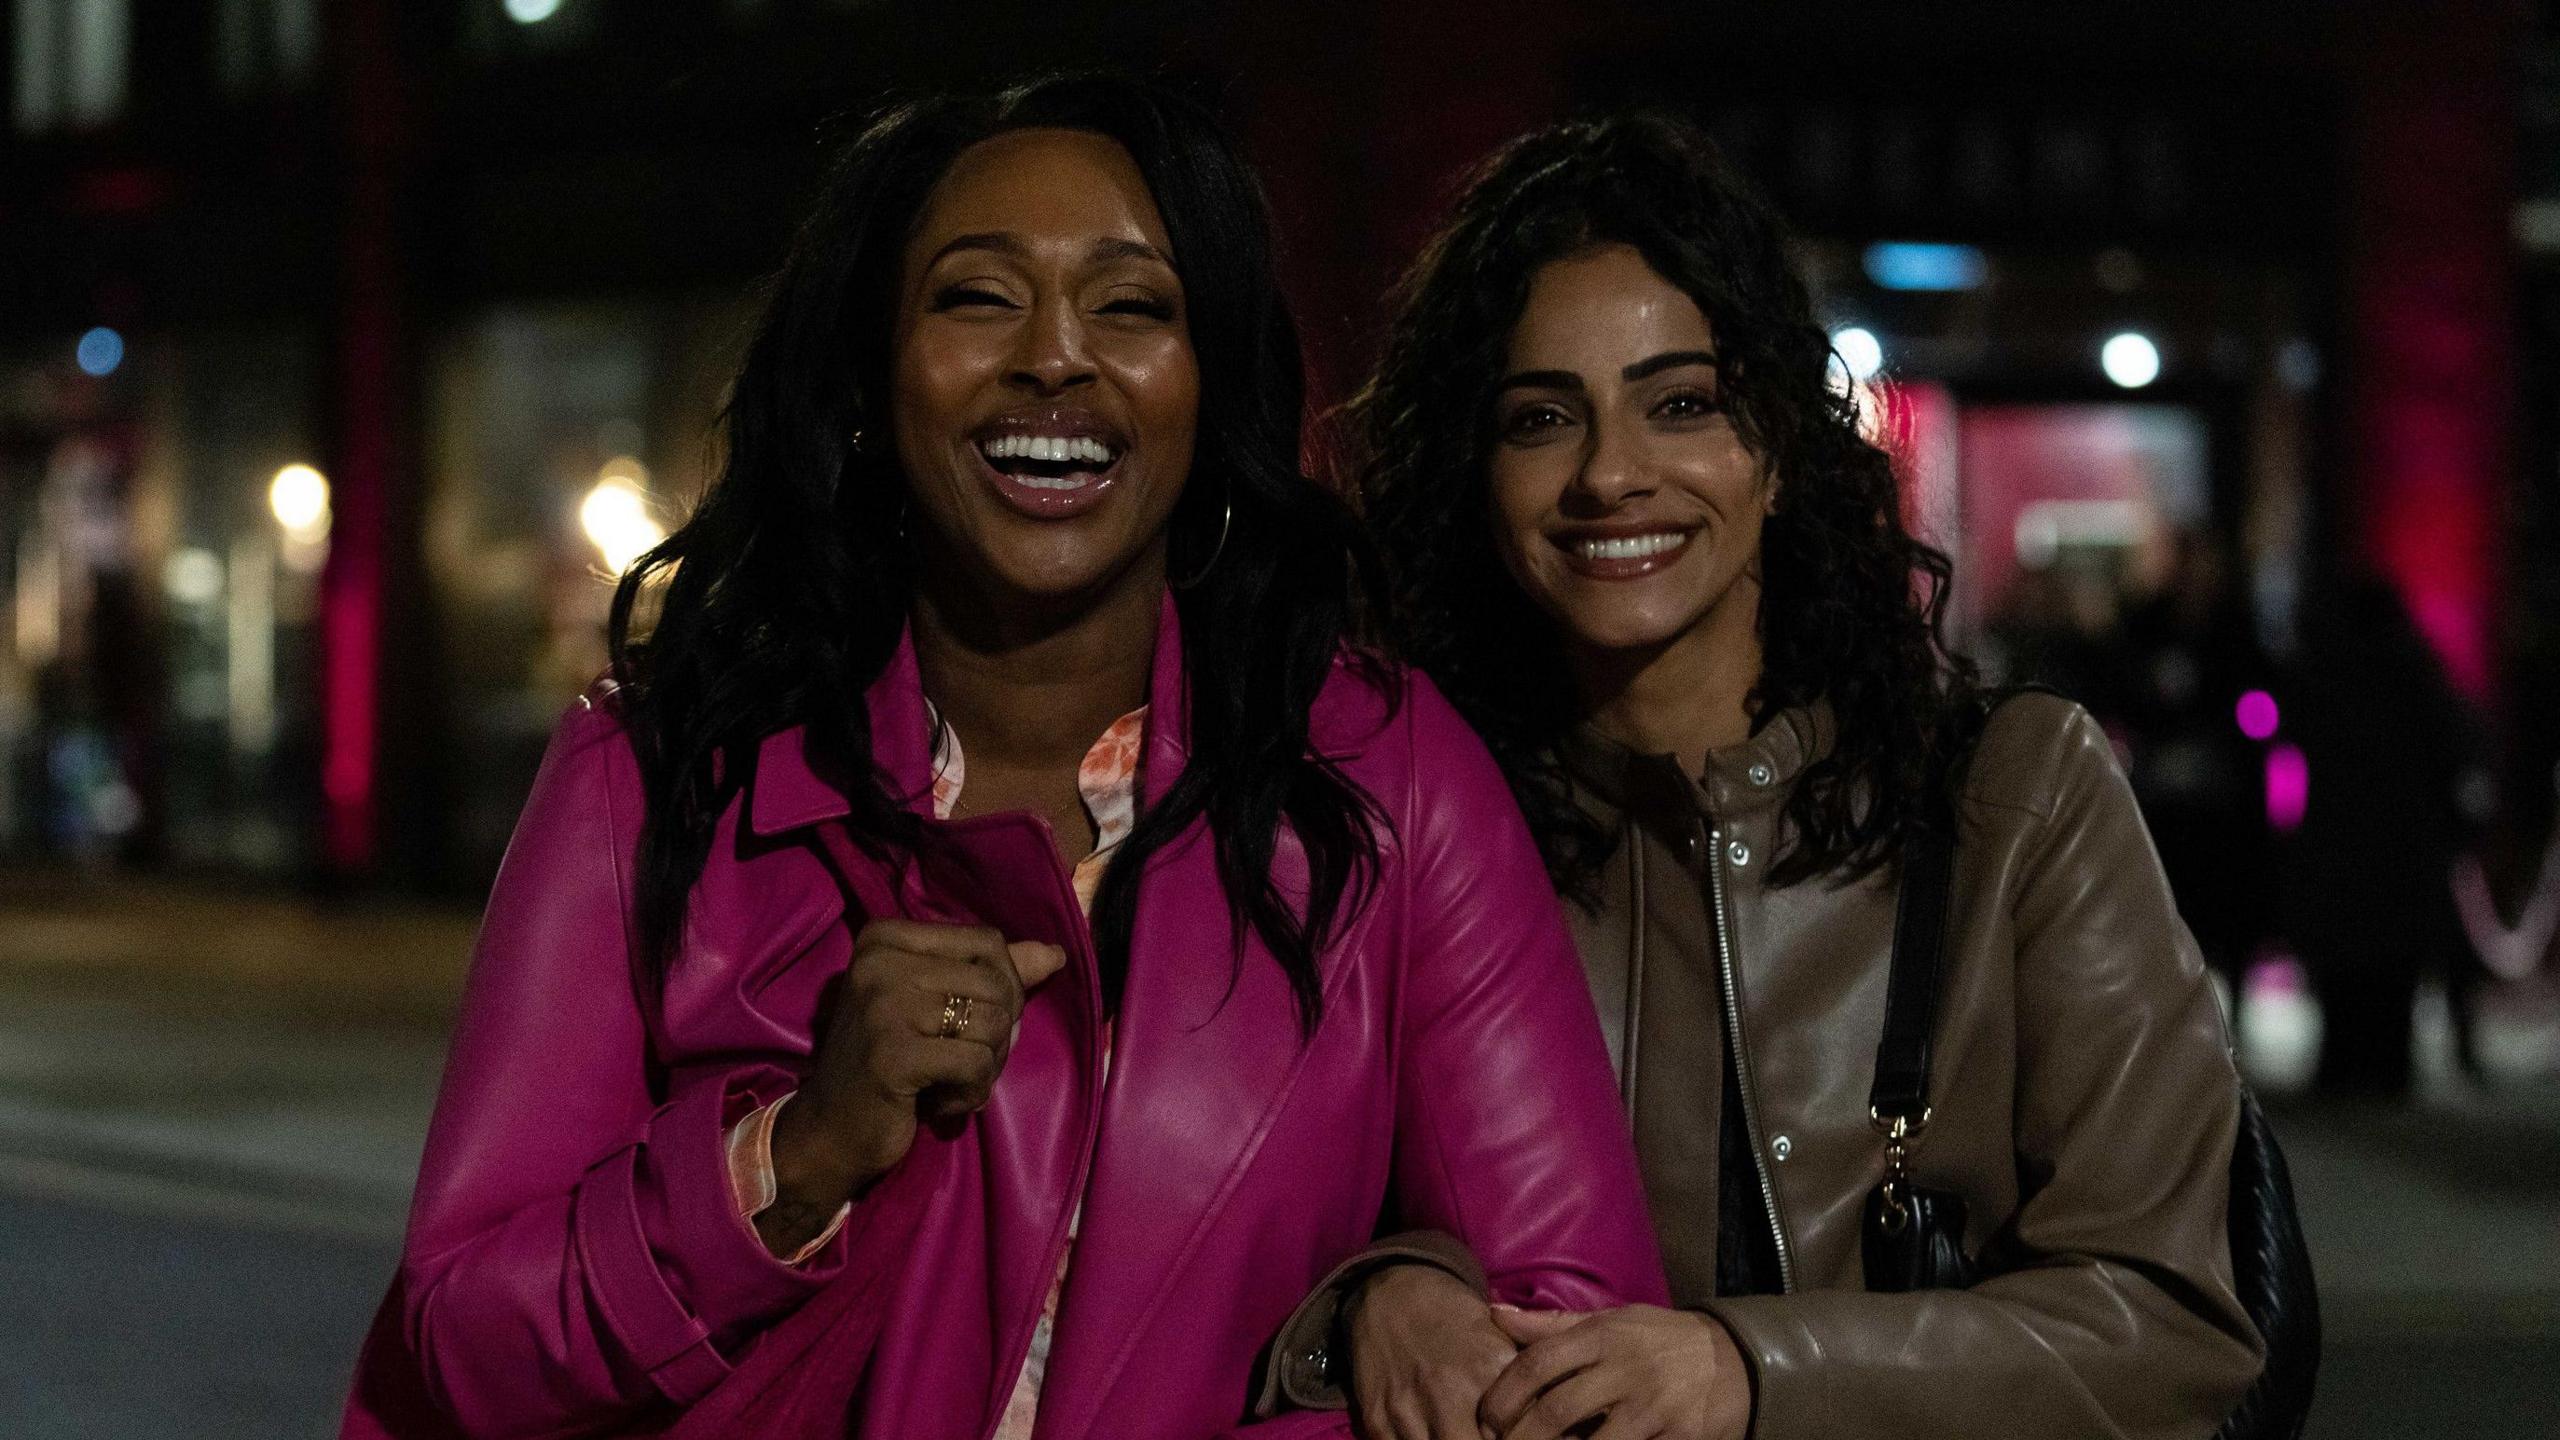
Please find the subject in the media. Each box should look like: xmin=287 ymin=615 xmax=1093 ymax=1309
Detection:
xmin=340 ymin=596 xmax=1666 ymax=1440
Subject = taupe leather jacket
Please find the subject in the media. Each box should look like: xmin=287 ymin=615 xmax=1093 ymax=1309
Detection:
xmin=1264 ymin=693 xmax=2265 ymax=1439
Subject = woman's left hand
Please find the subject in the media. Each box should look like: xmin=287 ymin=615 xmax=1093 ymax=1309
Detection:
xmin=1477 ymin=1304 xmax=1753 ymax=1440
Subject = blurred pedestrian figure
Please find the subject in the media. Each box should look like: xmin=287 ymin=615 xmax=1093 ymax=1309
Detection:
xmin=2112 ymin=530 xmax=2278 ymax=1021
xmin=2283 ymin=573 xmax=2483 ymax=1096
xmin=1983 ymin=560 xmax=2127 ymax=712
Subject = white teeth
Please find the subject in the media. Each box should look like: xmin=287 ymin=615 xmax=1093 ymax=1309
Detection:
xmin=979 ymin=434 xmax=1119 ymax=466
xmin=1016 ymin=474 xmax=1087 ymax=490
xmin=1573 ymin=532 xmax=1690 ymax=561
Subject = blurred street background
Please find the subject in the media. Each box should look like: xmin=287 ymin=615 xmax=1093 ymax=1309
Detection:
xmin=2 ymin=1 xmax=2557 ymax=1435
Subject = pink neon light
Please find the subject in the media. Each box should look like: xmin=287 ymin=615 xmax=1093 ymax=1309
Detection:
xmin=2235 ymin=690 xmax=2280 ymax=741
xmin=2266 ymin=743 xmax=2308 ymax=833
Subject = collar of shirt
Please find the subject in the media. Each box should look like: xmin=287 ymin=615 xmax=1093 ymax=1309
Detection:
xmin=926 ymin=701 xmax=1150 ymax=914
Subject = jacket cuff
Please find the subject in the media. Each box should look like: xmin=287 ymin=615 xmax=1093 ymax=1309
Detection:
xmin=725 ymin=1092 xmax=850 ymax=1264
xmin=1252 ymin=1231 xmax=1490 ymax=1417
xmin=571 ymin=1065 xmax=845 ymax=1405
xmin=1694 ymin=1295 xmax=1808 ymax=1439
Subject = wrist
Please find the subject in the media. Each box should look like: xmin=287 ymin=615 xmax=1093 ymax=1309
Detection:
xmin=1349 ymin=1258 xmax=1467 ymax=1319
xmin=768 ymin=1087 xmax=874 ymax=1202
xmin=1693 ymin=1310 xmax=1757 ymax=1439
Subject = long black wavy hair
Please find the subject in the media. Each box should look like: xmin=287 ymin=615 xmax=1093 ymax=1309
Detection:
xmin=1355 ymin=111 xmax=1975 ymax=896
xmin=609 ymin=75 xmax=1383 ymax=1027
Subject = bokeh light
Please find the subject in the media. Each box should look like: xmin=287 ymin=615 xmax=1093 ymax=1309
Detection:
xmin=1831 ymin=326 xmax=1884 ymax=382
xmin=2102 ymin=331 xmax=2162 ymax=388
xmin=2266 ymin=743 xmax=2308 ymax=832
xmin=579 ymin=476 xmax=666 ymax=576
xmin=75 ymin=326 xmax=124 ymax=377
xmin=268 ymin=464 xmax=331 ymax=539
xmin=2236 ymin=689 xmax=2281 ymax=740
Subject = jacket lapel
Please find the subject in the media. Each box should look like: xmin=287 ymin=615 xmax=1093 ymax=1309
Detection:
xmin=745 ymin=627 xmax=941 ymax=918
xmin=1033 ymin=594 xmax=1357 ymax=1435
xmin=740 ymin=595 xmax=1330 ymax=1434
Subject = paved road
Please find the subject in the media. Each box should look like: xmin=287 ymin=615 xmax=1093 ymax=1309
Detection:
xmin=0 ymin=981 xmax=430 ymax=1439
xmin=0 ymin=1192 xmax=391 ymax=1438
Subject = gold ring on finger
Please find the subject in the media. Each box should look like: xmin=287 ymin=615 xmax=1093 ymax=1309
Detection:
xmin=937 ymin=992 xmax=974 ymax=1040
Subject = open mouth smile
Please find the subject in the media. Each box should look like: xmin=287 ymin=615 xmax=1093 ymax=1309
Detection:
xmin=970 ymin=407 xmax=1127 ymax=518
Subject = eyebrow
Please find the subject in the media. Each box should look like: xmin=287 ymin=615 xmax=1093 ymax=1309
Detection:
xmin=1494 ymin=349 xmax=1722 ymax=396
xmin=1621 ymin=349 xmax=1721 ymax=382
xmin=927 ymin=232 xmax=1025 ymax=267
xmin=925 ymin=231 xmax=1174 ymax=269
xmin=1494 ymin=368 xmax=1585 ymax=396
xmin=1090 ymin=236 xmax=1173 ymax=266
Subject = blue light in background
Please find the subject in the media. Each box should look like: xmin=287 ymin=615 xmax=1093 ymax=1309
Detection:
xmin=1861 ymin=242 xmax=1989 ymax=292
xmin=75 ymin=327 xmax=124 ymax=377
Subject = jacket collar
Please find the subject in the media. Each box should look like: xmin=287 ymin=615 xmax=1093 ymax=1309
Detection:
xmin=747 ymin=589 xmax=1189 ymax=837
xmin=1557 ymin=699 xmax=1833 ymax=823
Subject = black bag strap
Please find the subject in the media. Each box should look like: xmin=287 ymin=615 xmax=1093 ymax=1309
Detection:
xmin=1870 ymin=807 xmax=1957 ymax=1126
xmin=1868 ymin=689 xmax=2019 ymax=1129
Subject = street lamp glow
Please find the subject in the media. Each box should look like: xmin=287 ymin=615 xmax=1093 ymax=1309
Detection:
xmin=580 ymin=477 xmax=666 ymax=576
xmin=504 ymin=0 xmax=564 ymax=22
xmin=2101 ymin=331 xmax=2161 ymax=389
xmin=1830 ymin=326 xmax=1884 ymax=382
xmin=268 ymin=464 xmax=331 ymax=539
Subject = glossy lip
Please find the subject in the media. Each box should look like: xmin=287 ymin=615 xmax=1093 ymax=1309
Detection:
xmin=967 ymin=403 xmax=1129 ymax=521
xmin=1547 ymin=522 xmax=1698 ymax=580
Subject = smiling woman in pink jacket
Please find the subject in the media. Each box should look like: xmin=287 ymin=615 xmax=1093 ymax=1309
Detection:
xmin=338 ymin=75 xmax=1663 ymax=1440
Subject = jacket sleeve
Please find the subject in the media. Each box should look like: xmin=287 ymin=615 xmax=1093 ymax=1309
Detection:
xmin=360 ymin=701 xmax=924 ymax=1439
xmin=1255 ymin=680 xmax=1666 ymax=1411
xmin=1252 ymin=679 xmax=1669 ymax=1415
xmin=1704 ymin=705 xmax=2266 ymax=1440
xmin=1388 ymin=679 xmax=1666 ymax=1308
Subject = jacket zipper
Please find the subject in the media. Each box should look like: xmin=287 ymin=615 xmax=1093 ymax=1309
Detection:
xmin=1707 ymin=822 xmax=1795 ymax=1293
xmin=1622 ymin=822 xmax=1647 ymax=1114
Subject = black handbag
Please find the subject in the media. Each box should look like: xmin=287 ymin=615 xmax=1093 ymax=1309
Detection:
xmin=1862 ymin=693 xmax=2320 ymax=1440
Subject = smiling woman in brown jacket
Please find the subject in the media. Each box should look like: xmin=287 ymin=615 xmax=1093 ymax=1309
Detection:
xmin=1260 ymin=114 xmax=2266 ymax=1440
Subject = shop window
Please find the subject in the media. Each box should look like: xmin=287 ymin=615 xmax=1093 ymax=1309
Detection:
xmin=428 ymin=300 xmax=744 ymax=882
xmin=214 ymin=0 xmax=319 ymax=95
xmin=12 ymin=0 xmax=129 ymax=134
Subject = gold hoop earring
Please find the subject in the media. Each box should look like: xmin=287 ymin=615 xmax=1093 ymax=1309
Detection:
xmin=1171 ymin=496 xmax=1232 ymax=590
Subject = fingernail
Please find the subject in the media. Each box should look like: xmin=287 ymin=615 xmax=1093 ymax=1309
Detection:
xmin=1491 ymin=1302 xmax=1521 ymax=1313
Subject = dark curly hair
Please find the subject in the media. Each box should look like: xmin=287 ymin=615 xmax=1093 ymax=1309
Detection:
xmin=1354 ymin=111 xmax=1975 ymax=895
xmin=609 ymin=75 xmax=1383 ymax=1028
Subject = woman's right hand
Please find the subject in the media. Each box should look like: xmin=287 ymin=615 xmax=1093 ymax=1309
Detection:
xmin=759 ymin=919 xmax=1066 ymax=1254
xmin=1342 ymin=1262 xmax=1518 ymax=1440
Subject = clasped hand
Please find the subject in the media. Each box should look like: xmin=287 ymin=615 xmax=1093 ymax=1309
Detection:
xmin=759 ymin=918 xmax=1066 ymax=1255
xmin=1346 ymin=1267 xmax=1751 ymax=1440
